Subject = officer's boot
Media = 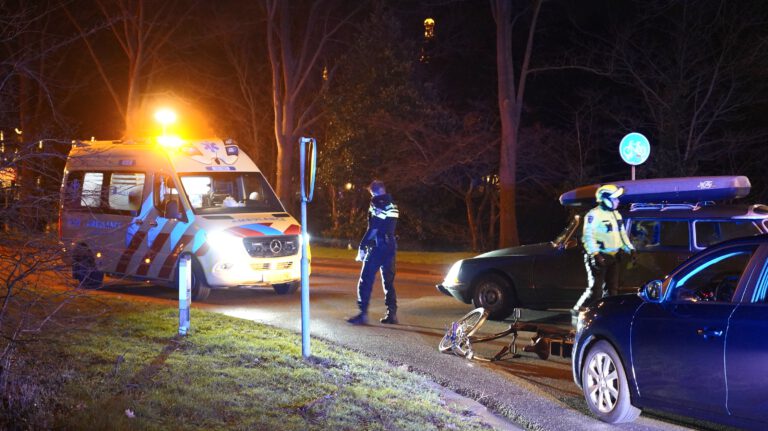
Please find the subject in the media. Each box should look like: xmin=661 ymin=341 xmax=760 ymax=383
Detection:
xmin=379 ymin=308 xmax=398 ymax=324
xmin=346 ymin=312 xmax=368 ymax=325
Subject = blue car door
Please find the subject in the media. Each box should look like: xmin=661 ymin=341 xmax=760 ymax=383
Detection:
xmin=725 ymin=247 xmax=768 ymax=423
xmin=631 ymin=245 xmax=757 ymax=415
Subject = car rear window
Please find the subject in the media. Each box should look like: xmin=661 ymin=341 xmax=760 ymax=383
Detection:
xmin=694 ymin=221 xmax=761 ymax=248
xmin=629 ymin=220 xmax=689 ymax=251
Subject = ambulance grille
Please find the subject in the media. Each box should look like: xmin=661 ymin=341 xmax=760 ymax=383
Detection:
xmin=243 ymin=235 xmax=299 ymax=258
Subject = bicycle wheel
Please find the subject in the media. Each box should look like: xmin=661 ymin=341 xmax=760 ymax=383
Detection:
xmin=438 ymin=308 xmax=489 ymax=354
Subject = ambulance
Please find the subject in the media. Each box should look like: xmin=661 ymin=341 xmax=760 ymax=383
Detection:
xmin=59 ymin=137 xmax=305 ymax=300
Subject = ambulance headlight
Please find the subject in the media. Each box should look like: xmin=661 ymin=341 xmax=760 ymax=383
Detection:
xmin=207 ymin=231 xmax=244 ymax=254
xmin=444 ymin=260 xmax=464 ymax=286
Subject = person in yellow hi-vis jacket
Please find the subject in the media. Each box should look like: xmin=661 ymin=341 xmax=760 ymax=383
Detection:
xmin=572 ymin=184 xmax=635 ymax=324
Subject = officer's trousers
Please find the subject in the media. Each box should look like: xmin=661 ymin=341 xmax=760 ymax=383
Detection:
xmin=356 ymin=243 xmax=397 ymax=313
xmin=573 ymin=252 xmax=620 ymax=312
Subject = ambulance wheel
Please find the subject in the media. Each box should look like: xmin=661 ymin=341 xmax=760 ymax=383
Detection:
xmin=273 ymin=282 xmax=299 ymax=295
xmin=472 ymin=274 xmax=515 ymax=321
xmin=174 ymin=256 xmax=211 ymax=301
xmin=72 ymin=247 xmax=103 ymax=289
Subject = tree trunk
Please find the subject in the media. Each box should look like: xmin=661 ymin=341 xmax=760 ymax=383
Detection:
xmin=328 ymin=184 xmax=339 ymax=232
xmin=493 ymin=0 xmax=519 ymax=247
xmin=464 ymin=187 xmax=479 ymax=252
xmin=275 ymin=133 xmax=295 ymax=206
xmin=492 ymin=0 xmax=541 ymax=248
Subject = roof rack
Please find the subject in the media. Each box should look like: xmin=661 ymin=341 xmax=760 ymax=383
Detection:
xmin=629 ymin=201 xmax=716 ymax=212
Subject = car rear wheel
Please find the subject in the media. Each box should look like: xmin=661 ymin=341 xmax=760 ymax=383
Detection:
xmin=472 ymin=274 xmax=515 ymax=320
xmin=72 ymin=247 xmax=103 ymax=289
xmin=581 ymin=340 xmax=640 ymax=423
xmin=273 ymin=282 xmax=299 ymax=295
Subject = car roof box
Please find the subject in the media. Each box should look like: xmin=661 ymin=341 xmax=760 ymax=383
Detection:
xmin=559 ymin=176 xmax=751 ymax=208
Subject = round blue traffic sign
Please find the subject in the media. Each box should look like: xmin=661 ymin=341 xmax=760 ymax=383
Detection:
xmin=619 ymin=132 xmax=650 ymax=166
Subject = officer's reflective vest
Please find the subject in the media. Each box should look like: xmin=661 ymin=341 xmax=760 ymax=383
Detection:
xmin=581 ymin=206 xmax=633 ymax=255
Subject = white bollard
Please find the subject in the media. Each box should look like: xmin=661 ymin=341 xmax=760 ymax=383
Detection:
xmin=179 ymin=254 xmax=191 ymax=336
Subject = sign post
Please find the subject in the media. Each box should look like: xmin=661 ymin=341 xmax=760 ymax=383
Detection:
xmin=299 ymin=137 xmax=317 ymax=358
xmin=619 ymin=132 xmax=651 ymax=180
xmin=178 ymin=254 xmax=191 ymax=336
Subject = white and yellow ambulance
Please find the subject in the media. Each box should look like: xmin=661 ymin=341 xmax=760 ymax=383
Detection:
xmin=59 ymin=137 xmax=305 ymax=300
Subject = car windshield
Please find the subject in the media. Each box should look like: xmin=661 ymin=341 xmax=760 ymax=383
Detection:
xmin=179 ymin=172 xmax=284 ymax=215
xmin=553 ymin=214 xmax=580 ymax=245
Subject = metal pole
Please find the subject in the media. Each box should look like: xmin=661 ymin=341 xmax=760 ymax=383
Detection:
xmin=300 ymin=198 xmax=310 ymax=357
xmin=299 ymin=137 xmax=316 ymax=358
xmin=631 ymin=165 xmax=636 ymax=181
xmin=179 ymin=254 xmax=191 ymax=335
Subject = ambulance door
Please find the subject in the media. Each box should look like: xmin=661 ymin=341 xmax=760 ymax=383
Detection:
xmin=133 ymin=173 xmax=186 ymax=279
xmin=63 ymin=171 xmax=146 ymax=275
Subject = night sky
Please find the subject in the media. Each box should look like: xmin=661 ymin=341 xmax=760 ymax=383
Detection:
xmin=3 ymin=0 xmax=767 ymax=247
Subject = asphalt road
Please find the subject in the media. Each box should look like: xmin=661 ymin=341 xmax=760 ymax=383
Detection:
xmin=99 ymin=259 xmax=716 ymax=431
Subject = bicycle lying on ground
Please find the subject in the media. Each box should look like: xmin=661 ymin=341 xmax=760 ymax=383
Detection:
xmin=438 ymin=307 xmax=575 ymax=362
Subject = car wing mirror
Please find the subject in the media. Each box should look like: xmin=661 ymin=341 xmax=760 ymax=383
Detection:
xmin=640 ymin=279 xmax=663 ymax=303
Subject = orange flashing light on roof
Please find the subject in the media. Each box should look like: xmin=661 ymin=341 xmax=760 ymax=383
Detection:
xmin=157 ymin=135 xmax=184 ymax=148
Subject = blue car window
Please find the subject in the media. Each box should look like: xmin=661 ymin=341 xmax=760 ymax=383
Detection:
xmin=694 ymin=221 xmax=760 ymax=248
xmin=669 ymin=246 xmax=756 ymax=303
xmin=630 ymin=220 xmax=688 ymax=251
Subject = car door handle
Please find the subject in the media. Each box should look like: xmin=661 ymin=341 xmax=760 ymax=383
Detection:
xmin=696 ymin=328 xmax=723 ymax=339
xmin=149 ymin=220 xmax=158 ymax=227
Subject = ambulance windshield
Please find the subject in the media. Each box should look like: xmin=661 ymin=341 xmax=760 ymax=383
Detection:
xmin=179 ymin=172 xmax=284 ymax=214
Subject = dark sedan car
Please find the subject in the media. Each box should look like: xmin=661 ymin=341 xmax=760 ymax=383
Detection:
xmin=437 ymin=203 xmax=768 ymax=320
xmin=572 ymin=235 xmax=768 ymax=428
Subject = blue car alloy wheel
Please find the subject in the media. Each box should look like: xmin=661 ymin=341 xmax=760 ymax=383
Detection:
xmin=581 ymin=340 xmax=640 ymax=423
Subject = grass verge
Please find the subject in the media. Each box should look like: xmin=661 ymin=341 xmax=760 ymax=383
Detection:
xmin=3 ymin=292 xmax=495 ymax=431
xmin=312 ymin=246 xmax=476 ymax=266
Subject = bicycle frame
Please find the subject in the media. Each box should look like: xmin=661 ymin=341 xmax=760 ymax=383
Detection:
xmin=440 ymin=308 xmax=575 ymax=362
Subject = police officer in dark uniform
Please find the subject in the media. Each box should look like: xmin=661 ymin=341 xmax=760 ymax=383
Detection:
xmin=347 ymin=180 xmax=399 ymax=325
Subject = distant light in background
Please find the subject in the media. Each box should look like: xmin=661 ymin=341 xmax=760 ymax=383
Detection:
xmin=421 ymin=18 xmax=436 ymax=63
xmin=322 ymin=65 xmax=328 ymax=81
xmin=424 ymin=18 xmax=435 ymax=39
xmin=344 ymin=182 xmax=353 ymax=191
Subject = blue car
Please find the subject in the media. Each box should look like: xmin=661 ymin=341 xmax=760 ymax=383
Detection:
xmin=572 ymin=234 xmax=768 ymax=428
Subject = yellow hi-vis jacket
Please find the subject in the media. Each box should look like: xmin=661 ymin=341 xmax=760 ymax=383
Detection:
xmin=581 ymin=206 xmax=634 ymax=256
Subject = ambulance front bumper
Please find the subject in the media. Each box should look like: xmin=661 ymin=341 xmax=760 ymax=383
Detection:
xmin=205 ymin=255 xmax=305 ymax=287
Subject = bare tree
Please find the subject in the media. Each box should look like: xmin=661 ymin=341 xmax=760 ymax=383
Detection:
xmin=373 ymin=108 xmax=499 ymax=251
xmin=64 ymin=0 xmax=196 ymax=136
xmin=263 ymin=0 xmax=359 ymax=203
xmin=574 ymin=1 xmax=768 ymax=178
xmin=491 ymin=0 xmax=543 ymax=248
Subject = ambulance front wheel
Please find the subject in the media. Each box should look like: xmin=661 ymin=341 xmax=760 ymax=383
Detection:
xmin=175 ymin=256 xmax=211 ymax=301
xmin=273 ymin=281 xmax=299 ymax=295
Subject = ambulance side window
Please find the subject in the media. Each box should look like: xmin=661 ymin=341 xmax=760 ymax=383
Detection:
xmin=108 ymin=173 xmax=145 ymax=213
xmin=81 ymin=172 xmax=104 ymax=208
